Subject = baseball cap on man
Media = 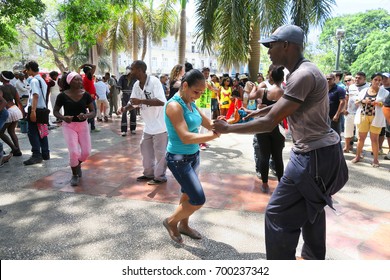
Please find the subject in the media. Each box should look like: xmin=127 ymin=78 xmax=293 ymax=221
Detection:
xmin=382 ymin=72 xmax=390 ymax=78
xmin=260 ymin=24 xmax=305 ymax=48
xmin=238 ymin=74 xmax=248 ymax=80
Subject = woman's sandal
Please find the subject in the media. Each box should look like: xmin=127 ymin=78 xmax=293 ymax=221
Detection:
xmin=371 ymin=162 xmax=380 ymax=168
xmin=0 ymin=153 xmax=13 ymax=167
xmin=163 ymin=218 xmax=183 ymax=244
xmin=179 ymin=226 xmax=202 ymax=239
xmin=351 ymin=158 xmax=360 ymax=163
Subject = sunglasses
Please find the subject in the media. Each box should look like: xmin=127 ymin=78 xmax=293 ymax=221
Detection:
xmin=344 ymin=79 xmax=351 ymax=82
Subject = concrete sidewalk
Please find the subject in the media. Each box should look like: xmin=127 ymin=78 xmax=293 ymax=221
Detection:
xmin=0 ymin=117 xmax=389 ymax=260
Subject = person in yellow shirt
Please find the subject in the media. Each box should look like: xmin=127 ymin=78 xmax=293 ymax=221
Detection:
xmin=219 ymin=77 xmax=232 ymax=116
xmin=210 ymin=74 xmax=220 ymax=119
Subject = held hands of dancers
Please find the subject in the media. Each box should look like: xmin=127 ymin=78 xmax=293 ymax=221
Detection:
xmin=212 ymin=117 xmax=229 ymax=134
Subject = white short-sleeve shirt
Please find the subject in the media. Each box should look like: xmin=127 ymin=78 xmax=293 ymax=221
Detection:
xmin=131 ymin=75 xmax=167 ymax=134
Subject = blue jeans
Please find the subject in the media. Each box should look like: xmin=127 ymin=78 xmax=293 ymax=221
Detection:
xmin=166 ymin=151 xmax=205 ymax=206
xmin=88 ymin=100 xmax=97 ymax=130
xmin=27 ymin=118 xmax=49 ymax=158
xmin=0 ymin=109 xmax=9 ymax=159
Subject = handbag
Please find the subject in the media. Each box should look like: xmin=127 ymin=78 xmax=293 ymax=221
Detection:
xmin=27 ymin=106 xmax=50 ymax=124
xmin=27 ymin=79 xmax=50 ymax=124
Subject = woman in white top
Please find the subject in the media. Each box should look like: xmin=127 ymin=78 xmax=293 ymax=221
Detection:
xmin=352 ymin=72 xmax=389 ymax=167
xmin=48 ymin=71 xmax=62 ymax=122
xmin=94 ymin=76 xmax=110 ymax=121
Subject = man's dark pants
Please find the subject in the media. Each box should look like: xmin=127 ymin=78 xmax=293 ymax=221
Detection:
xmin=265 ymin=143 xmax=345 ymax=260
xmin=121 ymin=94 xmax=136 ymax=133
xmin=27 ymin=120 xmax=49 ymax=159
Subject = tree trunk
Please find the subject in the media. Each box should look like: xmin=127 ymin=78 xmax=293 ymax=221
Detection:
xmin=111 ymin=49 xmax=119 ymax=77
xmin=178 ymin=8 xmax=186 ymax=64
xmin=132 ymin=6 xmax=138 ymax=61
xmin=53 ymin=53 xmax=67 ymax=73
xmin=91 ymin=45 xmax=99 ymax=66
xmin=141 ymin=26 xmax=147 ymax=61
xmin=248 ymin=21 xmax=260 ymax=82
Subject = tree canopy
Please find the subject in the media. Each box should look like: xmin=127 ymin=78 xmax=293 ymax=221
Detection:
xmin=0 ymin=0 xmax=45 ymax=47
xmin=59 ymin=0 xmax=111 ymax=46
xmin=318 ymin=9 xmax=390 ymax=75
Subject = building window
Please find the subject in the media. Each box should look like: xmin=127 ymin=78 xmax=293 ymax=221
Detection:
xmin=152 ymin=57 xmax=157 ymax=68
xmin=162 ymin=57 xmax=168 ymax=68
xmin=162 ymin=40 xmax=168 ymax=49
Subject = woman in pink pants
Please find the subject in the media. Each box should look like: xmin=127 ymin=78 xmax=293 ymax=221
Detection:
xmin=53 ymin=72 xmax=96 ymax=186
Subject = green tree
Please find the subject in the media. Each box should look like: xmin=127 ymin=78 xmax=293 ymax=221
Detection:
xmin=105 ymin=0 xmax=177 ymax=74
xmin=20 ymin=0 xmax=73 ymax=72
xmin=350 ymin=28 xmax=390 ymax=75
xmin=59 ymin=0 xmax=110 ymax=65
xmin=0 ymin=0 xmax=45 ymax=48
xmin=194 ymin=0 xmax=335 ymax=81
xmin=319 ymin=9 xmax=390 ymax=72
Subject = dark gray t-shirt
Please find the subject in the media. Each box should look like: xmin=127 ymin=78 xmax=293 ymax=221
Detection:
xmin=285 ymin=60 xmax=339 ymax=153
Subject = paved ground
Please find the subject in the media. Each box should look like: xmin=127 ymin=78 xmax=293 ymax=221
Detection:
xmin=0 ymin=116 xmax=389 ymax=260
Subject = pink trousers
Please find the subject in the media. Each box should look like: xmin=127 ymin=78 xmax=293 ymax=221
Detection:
xmin=62 ymin=121 xmax=91 ymax=167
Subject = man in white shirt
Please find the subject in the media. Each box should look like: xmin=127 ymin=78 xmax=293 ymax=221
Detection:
xmin=23 ymin=60 xmax=50 ymax=165
xmin=121 ymin=60 xmax=168 ymax=185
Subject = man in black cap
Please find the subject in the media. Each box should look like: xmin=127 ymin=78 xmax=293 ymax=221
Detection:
xmin=214 ymin=24 xmax=348 ymax=260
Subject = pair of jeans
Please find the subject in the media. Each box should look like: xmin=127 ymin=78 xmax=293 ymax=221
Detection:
xmin=87 ymin=100 xmax=97 ymax=130
xmin=166 ymin=151 xmax=205 ymax=206
xmin=27 ymin=118 xmax=49 ymax=158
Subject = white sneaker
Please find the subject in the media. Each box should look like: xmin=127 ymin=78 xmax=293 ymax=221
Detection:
xmin=121 ymin=132 xmax=127 ymax=137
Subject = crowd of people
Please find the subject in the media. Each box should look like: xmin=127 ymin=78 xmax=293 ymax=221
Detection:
xmin=1 ymin=24 xmax=389 ymax=260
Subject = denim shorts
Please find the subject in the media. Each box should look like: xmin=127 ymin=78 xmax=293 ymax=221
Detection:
xmin=211 ymin=98 xmax=219 ymax=112
xmin=166 ymin=151 xmax=205 ymax=206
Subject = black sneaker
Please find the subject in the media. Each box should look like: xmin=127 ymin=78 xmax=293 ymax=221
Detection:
xmin=76 ymin=165 xmax=82 ymax=177
xmin=23 ymin=157 xmax=43 ymax=165
xmin=11 ymin=149 xmax=22 ymax=157
xmin=147 ymin=179 xmax=167 ymax=185
xmin=42 ymin=154 xmax=50 ymax=160
xmin=136 ymin=175 xmax=154 ymax=181
xmin=70 ymin=175 xmax=79 ymax=186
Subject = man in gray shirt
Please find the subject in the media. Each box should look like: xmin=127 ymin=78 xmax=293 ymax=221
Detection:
xmin=214 ymin=25 xmax=348 ymax=260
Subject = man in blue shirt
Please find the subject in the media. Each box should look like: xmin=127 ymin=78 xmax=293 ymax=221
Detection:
xmin=327 ymin=73 xmax=346 ymax=136
xmin=23 ymin=60 xmax=50 ymax=165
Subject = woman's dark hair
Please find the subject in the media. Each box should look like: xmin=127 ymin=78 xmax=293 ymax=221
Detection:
xmin=1 ymin=71 xmax=15 ymax=80
xmin=231 ymin=89 xmax=240 ymax=98
xmin=184 ymin=62 xmax=193 ymax=72
xmin=221 ymin=76 xmax=231 ymax=86
xmin=180 ymin=69 xmax=205 ymax=88
xmin=49 ymin=71 xmax=59 ymax=80
xmin=59 ymin=72 xmax=71 ymax=91
xmin=270 ymin=65 xmax=285 ymax=84
xmin=25 ymin=60 xmax=39 ymax=72
xmin=371 ymin=72 xmax=383 ymax=80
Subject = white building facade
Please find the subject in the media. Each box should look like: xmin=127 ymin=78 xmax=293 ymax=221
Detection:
xmin=117 ymin=33 xmax=219 ymax=76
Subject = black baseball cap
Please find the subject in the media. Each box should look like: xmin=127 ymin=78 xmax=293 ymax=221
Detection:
xmin=260 ymin=24 xmax=305 ymax=48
